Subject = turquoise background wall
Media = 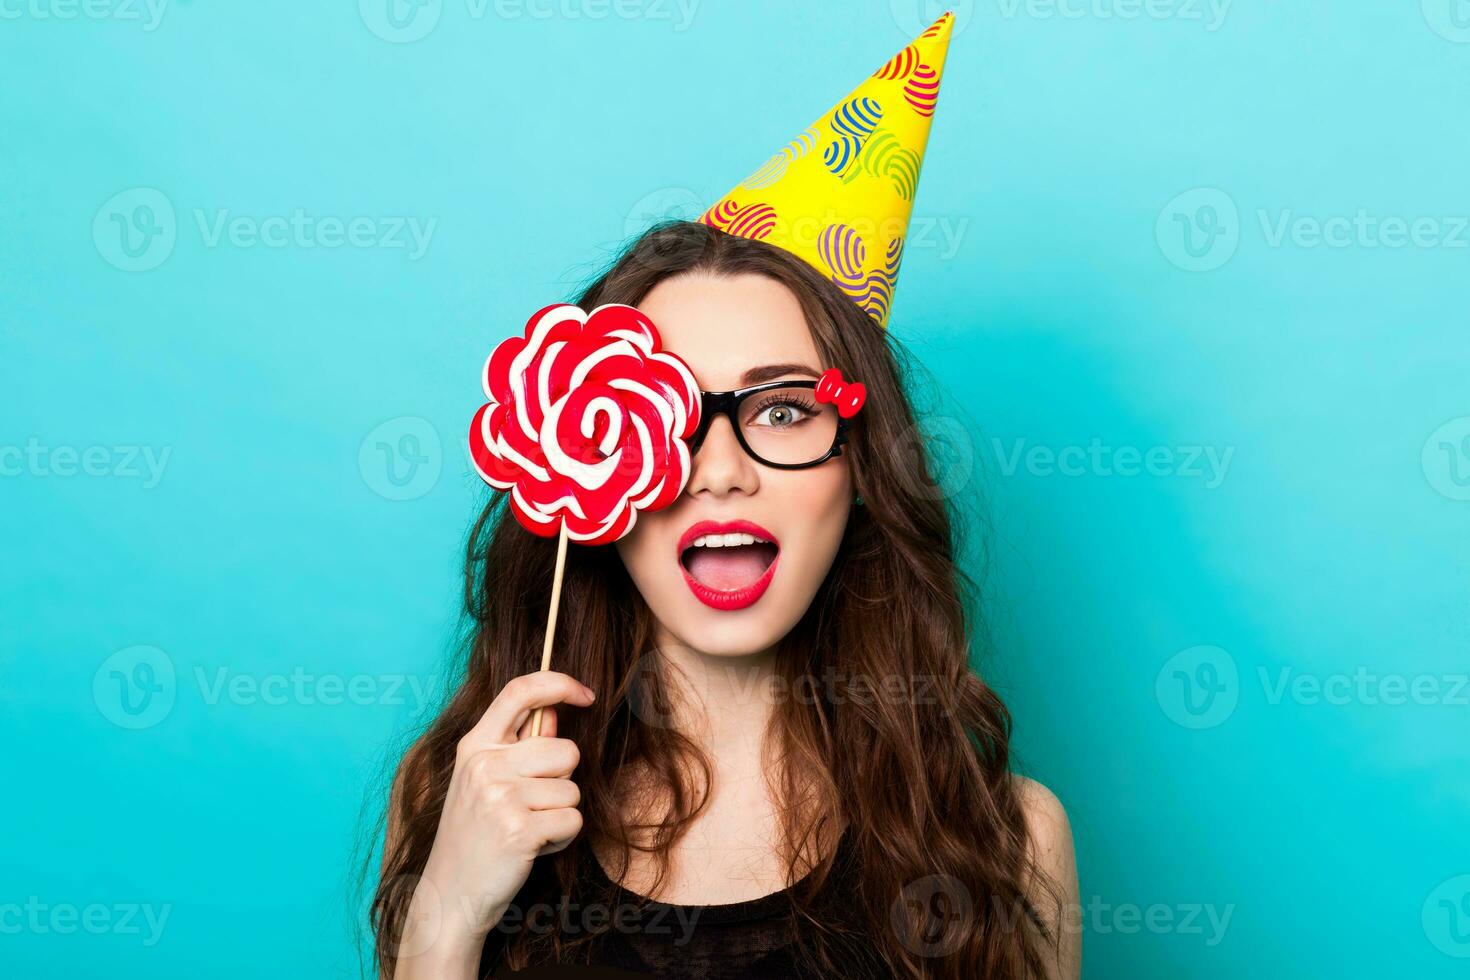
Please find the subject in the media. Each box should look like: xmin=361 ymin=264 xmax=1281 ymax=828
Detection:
xmin=3 ymin=1 xmax=1467 ymax=976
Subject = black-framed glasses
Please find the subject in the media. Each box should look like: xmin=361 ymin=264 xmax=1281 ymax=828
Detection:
xmin=687 ymin=379 xmax=855 ymax=470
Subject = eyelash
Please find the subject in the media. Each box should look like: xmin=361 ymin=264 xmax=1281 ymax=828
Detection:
xmin=748 ymin=394 xmax=817 ymax=424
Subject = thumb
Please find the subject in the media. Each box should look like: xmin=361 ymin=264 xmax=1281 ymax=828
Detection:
xmin=516 ymin=705 xmax=557 ymax=740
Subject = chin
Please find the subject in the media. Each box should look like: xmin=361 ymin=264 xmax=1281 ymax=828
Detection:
xmin=667 ymin=604 xmax=800 ymax=659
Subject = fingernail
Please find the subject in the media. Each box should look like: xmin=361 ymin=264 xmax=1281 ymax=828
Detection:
xmin=582 ymin=685 xmax=596 ymax=701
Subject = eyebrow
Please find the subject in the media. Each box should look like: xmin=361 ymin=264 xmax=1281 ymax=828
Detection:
xmin=739 ymin=362 xmax=822 ymax=386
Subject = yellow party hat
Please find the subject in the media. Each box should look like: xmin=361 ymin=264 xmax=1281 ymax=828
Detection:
xmin=698 ymin=11 xmax=955 ymax=328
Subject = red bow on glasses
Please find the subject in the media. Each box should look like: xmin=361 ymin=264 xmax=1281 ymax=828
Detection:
xmin=814 ymin=368 xmax=866 ymax=419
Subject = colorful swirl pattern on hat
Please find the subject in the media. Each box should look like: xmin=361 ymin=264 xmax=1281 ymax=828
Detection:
xmin=873 ymin=43 xmax=920 ymax=81
xmin=817 ymin=226 xmax=905 ymax=327
xmin=738 ymin=126 xmax=819 ymax=190
xmin=822 ymin=96 xmax=884 ymax=179
xmin=903 ymin=64 xmax=942 ymax=117
xmin=468 ymin=303 xmax=702 ymax=546
xmin=696 ymin=10 xmax=954 ymax=328
xmin=918 ymin=16 xmax=949 ymax=39
xmin=698 ymin=199 xmax=778 ymax=241
xmin=844 ymin=129 xmax=920 ymax=201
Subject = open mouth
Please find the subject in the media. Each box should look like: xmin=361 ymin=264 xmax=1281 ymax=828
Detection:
xmin=681 ymin=535 xmax=780 ymax=591
xmin=677 ymin=522 xmax=781 ymax=610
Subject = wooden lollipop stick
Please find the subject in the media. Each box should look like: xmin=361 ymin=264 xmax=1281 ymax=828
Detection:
xmin=529 ymin=521 xmax=571 ymax=738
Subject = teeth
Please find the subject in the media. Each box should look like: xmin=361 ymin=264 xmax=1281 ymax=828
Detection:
xmin=688 ymin=532 xmax=771 ymax=549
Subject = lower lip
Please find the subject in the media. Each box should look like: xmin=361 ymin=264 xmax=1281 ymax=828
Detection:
xmin=680 ymin=552 xmax=780 ymax=611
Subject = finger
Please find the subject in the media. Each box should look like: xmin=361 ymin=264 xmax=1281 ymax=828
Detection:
xmin=516 ymin=705 xmax=556 ymax=741
xmin=506 ymin=736 xmax=580 ymax=778
xmin=531 ymin=807 xmax=584 ymax=855
xmin=471 ymin=672 xmax=594 ymax=746
xmin=516 ymin=777 xmax=580 ymax=811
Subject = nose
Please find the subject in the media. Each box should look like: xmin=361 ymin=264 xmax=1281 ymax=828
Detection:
xmin=684 ymin=413 xmax=758 ymax=498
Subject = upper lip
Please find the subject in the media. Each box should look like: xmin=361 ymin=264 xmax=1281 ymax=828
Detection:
xmin=677 ymin=519 xmax=780 ymax=557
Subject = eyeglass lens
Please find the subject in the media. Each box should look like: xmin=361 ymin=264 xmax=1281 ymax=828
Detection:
xmin=691 ymin=385 xmax=840 ymax=466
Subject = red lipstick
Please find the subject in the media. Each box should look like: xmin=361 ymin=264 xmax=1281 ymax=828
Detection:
xmin=676 ymin=519 xmax=780 ymax=611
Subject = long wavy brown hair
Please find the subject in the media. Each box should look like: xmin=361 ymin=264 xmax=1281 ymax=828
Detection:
xmin=369 ymin=220 xmax=1060 ymax=978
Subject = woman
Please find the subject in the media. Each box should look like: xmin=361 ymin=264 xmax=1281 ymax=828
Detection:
xmin=372 ymin=220 xmax=1081 ymax=979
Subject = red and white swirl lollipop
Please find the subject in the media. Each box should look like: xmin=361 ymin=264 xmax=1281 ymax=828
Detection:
xmin=470 ymin=302 xmax=701 ymax=543
xmin=468 ymin=302 xmax=702 ymax=730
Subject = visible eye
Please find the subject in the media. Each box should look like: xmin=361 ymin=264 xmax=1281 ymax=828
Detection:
xmin=747 ymin=394 xmax=818 ymax=429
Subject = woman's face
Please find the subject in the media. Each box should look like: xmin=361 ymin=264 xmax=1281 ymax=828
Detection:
xmin=615 ymin=272 xmax=853 ymax=658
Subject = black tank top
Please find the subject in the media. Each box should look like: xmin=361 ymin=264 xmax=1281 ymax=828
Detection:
xmin=481 ymin=832 xmax=889 ymax=979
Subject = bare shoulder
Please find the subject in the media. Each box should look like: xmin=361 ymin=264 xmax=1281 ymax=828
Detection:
xmin=1011 ymin=775 xmax=1081 ymax=980
xmin=1012 ymin=775 xmax=1073 ymax=857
